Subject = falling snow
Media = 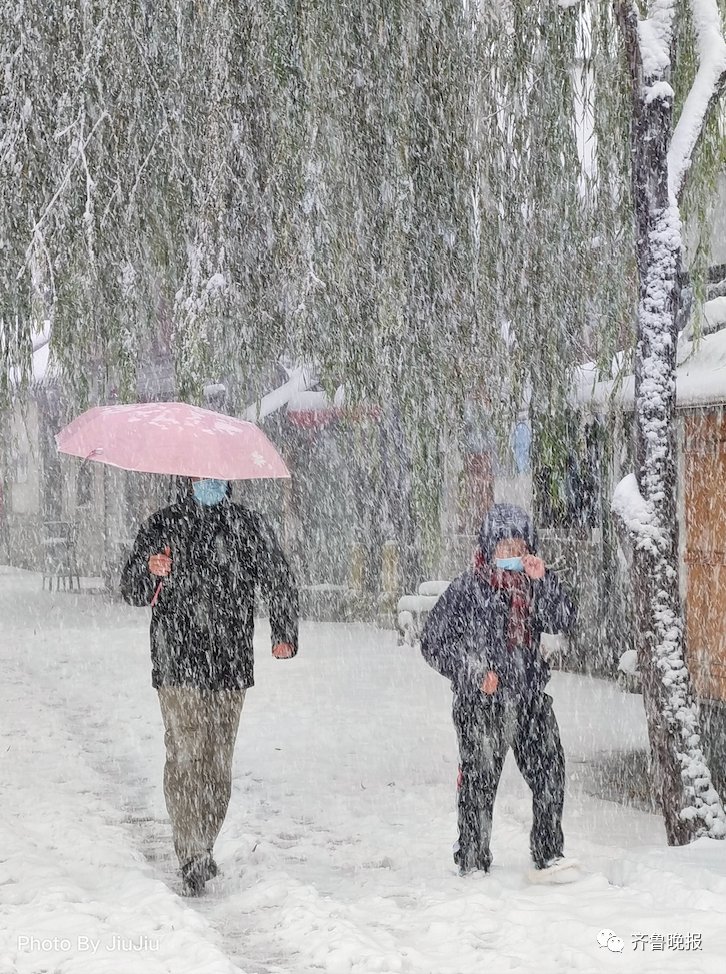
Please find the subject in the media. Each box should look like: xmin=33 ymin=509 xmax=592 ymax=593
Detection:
xmin=3 ymin=0 xmax=726 ymax=971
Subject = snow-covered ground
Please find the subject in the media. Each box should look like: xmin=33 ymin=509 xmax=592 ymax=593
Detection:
xmin=2 ymin=566 xmax=726 ymax=973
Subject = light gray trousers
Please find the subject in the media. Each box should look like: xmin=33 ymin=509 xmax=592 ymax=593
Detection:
xmin=157 ymin=687 xmax=245 ymax=867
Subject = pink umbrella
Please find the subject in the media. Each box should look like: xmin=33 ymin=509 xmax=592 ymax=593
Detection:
xmin=56 ymin=402 xmax=291 ymax=606
xmin=55 ymin=402 xmax=290 ymax=480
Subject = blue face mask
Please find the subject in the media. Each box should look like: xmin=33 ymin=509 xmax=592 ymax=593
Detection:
xmin=495 ymin=557 xmax=525 ymax=572
xmin=192 ymin=479 xmax=229 ymax=506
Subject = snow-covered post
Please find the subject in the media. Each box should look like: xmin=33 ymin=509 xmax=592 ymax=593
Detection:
xmin=612 ymin=0 xmax=726 ymax=844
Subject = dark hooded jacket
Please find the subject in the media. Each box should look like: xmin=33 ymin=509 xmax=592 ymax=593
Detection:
xmin=420 ymin=505 xmax=575 ymax=701
xmin=120 ymin=498 xmax=299 ymax=691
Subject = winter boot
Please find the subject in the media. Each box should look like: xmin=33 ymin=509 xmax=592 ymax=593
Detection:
xmin=454 ymin=841 xmax=492 ymax=876
xmin=201 ymin=850 xmax=218 ymax=881
xmin=181 ymin=857 xmax=207 ymax=897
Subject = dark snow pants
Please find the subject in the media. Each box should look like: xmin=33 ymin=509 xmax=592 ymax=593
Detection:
xmin=452 ymin=690 xmax=565 ymax=872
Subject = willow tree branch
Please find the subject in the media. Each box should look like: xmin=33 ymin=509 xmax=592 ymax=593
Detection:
xmin=669 ymin=0 xmax=726 ymax=201
xmin=17 ymin=111 xmax=109 ymax=282
xmin=614 ymin=0 xmax=643 ymax=86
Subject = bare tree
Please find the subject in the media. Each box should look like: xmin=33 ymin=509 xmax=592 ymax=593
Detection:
xmin=612 ymin=0 xmax=726 ymax=843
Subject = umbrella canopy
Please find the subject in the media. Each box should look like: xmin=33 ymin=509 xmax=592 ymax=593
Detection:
xmin=55 ymin=402 xmax=290 ymax=480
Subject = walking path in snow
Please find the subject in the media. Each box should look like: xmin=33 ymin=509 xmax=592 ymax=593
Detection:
xmin=2 ymin=567 xmax=726 ymax=973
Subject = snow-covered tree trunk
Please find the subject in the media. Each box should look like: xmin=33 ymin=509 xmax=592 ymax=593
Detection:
xmin=612 ymin=0 xmax=726 ymax=843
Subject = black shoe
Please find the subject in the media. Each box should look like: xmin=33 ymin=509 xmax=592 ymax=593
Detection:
xmin=458 ymin=860 xmax=491 ymax=876
xmin=454 ymin=842 xmax=491 ymax=875
xmin=181 ymin=858 xmax=207 ymax=897
xmin=201 ymin=851 xmax=218 ymax=881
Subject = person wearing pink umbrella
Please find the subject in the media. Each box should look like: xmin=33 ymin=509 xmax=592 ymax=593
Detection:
xmin=121 ymin=475 xmax=298 ymax=897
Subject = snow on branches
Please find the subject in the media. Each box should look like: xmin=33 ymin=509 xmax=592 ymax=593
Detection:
xmin=611 ymin=473 xmax=662 ymax=553
xmin=618 ymin=0 xmax=726 ymax=201
xmin=669 ymin=1 xmax=726 ymax=199
xmin=612 ymin=0 xmax=726 ymax=843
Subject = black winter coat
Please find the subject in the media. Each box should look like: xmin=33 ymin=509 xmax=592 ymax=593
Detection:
xmin=121 ymin=499 xmax=299 ymax=690
xmin=421 ymin=569 xmax=575 ymax=701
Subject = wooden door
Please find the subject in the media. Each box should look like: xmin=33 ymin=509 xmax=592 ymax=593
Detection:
xmin=684 ymin=410 xmax=726 ymax=700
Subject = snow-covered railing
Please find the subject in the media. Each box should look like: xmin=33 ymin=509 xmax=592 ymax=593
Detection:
xmin=397 ymin=581 xmax=450 ymax=645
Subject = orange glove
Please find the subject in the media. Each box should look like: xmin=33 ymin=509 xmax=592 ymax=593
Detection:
xmin=481 ymin=670 xmax=499 ymax=695
xmin=148 ymin=546 xmax=172 ymax=577
xmin=272 ymin=642 xmax=295 ymax=659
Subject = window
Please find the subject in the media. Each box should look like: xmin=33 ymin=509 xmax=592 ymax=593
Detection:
xmin=533 ymin=414 xmax=603 ymax=530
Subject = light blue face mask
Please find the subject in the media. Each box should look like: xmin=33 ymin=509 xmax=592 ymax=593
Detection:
xmin=495 ymin=557 xmax=525 ymax=572
xmin=192 ymin=478 xmax=229 ymax=506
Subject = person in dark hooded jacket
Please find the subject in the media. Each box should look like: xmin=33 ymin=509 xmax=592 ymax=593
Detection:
xmin=121 ymin=477 xmax=299 ymax=896
xmin=421 ymin=503 xmax=576 ymax=878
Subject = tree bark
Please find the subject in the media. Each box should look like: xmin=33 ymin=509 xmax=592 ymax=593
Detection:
xmin=613 ymin=0 xmax=726 ymax=843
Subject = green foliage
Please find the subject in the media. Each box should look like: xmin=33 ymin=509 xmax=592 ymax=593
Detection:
xmin=4 ymin=0 xmax=723 ymax=570
xmin=587 ymin=1 xmax=638 ymax=371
